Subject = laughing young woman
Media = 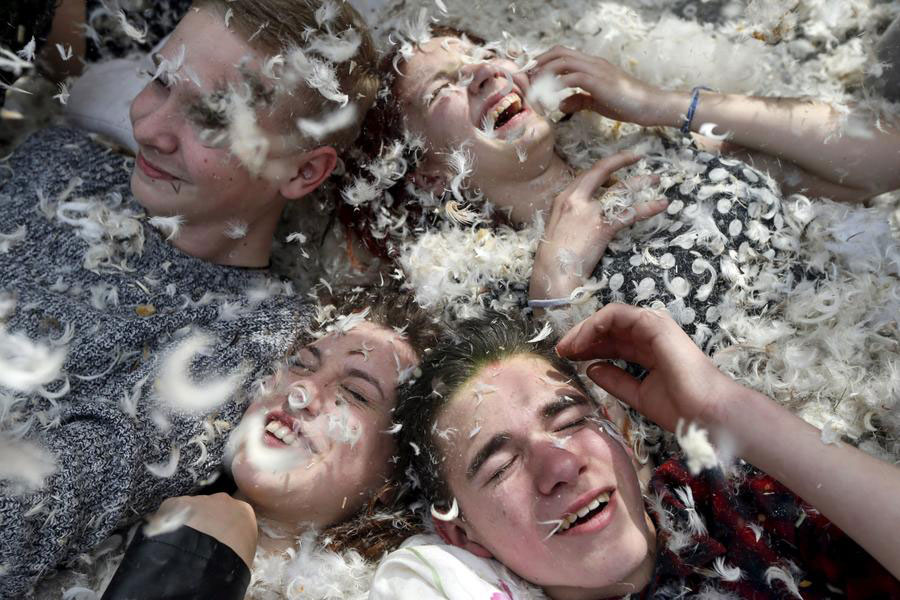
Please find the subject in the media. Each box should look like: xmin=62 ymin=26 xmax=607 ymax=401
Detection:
xmin=372 ymin=306 xmax=900 ymax=599
xmin=341 ymin=26 xmax=900 ymax=335
xmin=97 ymin=289 xmax=440 ymax=600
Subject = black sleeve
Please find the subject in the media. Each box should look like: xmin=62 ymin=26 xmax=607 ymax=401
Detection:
xmin=101 ymin=526 xmax=251 ymax=600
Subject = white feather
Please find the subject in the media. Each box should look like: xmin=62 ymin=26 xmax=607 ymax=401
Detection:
xmin=148 ymin=215 xmax=184 ymax=241
xmin=144 ymin=504 xmax=193 ymax=537
xmin=0 ymin=224 xmax=27 ymax=253
xmin=527 ymin=322 xmax=553 ymax=343
xmin=145 ymin=446 xmax=181 ymax=478
xmin=0 ymin=436 xmax=57 ymax=494
xmin=430 ymin=497 xmax=459 ymax=521
xmin=155 ymin=332 xmax=251 ymax=415
xmin=765 ymin=565 xmax=803 ymax=599
xmin=675 ymin=420 xmax=718 ymax=475
xmin=298 ymin=104 xmax=358 ymax=140
xmin=115 ymin=10 xmax=147 ymax=43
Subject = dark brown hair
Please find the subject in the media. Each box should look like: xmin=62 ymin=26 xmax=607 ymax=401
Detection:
xmin=338 ymin=26 xmax=490 ymax=260
xmin=307 ymin=285 xmax=443 ymax=558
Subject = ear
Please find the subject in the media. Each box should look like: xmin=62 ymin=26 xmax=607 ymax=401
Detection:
xmin=432 ymin=516 xmax=494 ymax=559
xmin=280 ymin=145 xmax=338 ymax=200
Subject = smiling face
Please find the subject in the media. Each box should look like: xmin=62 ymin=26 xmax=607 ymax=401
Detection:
xmin=229 ymin=321 xmax=417 ymax=528
xmin=435 ymin=354 xmax=656 ymax=599
xmin=129 ymin=6 xmax=304 ymax=232
xmin=396 ymin=36 xmax=557 ymax=201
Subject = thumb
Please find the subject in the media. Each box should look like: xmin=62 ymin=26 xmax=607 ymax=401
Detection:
xmin=559 ymin=92 xmax=592 ymax=115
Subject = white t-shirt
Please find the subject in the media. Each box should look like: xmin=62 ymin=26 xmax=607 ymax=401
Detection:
xmin=369 ymin=534 xmax=547 ymax=600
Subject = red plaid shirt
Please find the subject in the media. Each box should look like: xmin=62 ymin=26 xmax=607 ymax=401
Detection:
xmin=638 ymin=459 xmax=900 ymax=599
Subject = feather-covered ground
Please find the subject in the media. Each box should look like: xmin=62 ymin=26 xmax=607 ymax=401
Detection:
xmin=8 ymin=0 xmax=900 ymax=598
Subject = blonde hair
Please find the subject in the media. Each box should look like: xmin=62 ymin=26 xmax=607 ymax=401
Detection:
xmin=194 ymin=0 xmax=380 ymax=152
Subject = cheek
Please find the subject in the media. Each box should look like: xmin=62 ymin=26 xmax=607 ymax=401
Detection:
xmin=182 ymin=143 xmax=236 ymax=184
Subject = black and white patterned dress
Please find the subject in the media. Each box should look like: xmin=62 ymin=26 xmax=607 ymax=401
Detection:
xmin=588 ymin=134 xmax=806 ymax=351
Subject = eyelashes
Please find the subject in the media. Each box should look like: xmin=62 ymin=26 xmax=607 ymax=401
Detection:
xmin=341 ymin=385 xmax=370 ymax=406
xmin=427 ymin=82 xmax=453 ymax=106
xmin=488 ymin=456 xmax=515 ymax=484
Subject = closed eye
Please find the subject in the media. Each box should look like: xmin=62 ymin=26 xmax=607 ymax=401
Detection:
xmin=488 ymin=455 xmax=516 ymax=484
xmin=556 ymin=417 xmax=588 ymax=432
xmin=341 ymin=385 xmax=369 ymax=406
xmin=428 ymin=82 xmax=452 ymax=106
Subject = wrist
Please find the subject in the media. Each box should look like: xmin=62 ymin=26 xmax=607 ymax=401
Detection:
xmin=529 ymin=267 xmax=584 ymax=300
xmin=710 ymin=382 xmax=788 ymax=459
xmin=637 ymin=90 xmax=687 ymax=128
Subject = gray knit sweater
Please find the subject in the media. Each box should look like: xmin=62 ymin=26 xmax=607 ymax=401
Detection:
xmin=0 ymin=128 xmax=311 ymax=597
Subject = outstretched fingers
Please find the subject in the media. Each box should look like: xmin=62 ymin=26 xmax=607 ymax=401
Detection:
xmin=575 ymin=152 xmax=642 ymax=196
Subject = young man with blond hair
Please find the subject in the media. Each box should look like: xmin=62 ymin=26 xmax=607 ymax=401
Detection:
xmin=0 ymin=1 xmax=379 ymax=596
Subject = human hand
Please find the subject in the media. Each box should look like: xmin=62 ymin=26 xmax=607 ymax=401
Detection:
xmin=530 ymin=46 xmax=663 ymax=126
xmin=154 ymin=493 xmax=258 ymax=567
xmin=556 ymin=303 xmax=741 ymax=432
xmin=530 ymin=152 xmax=665 ymax=299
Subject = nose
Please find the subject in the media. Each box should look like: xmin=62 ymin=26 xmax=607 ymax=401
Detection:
xmin=466 ymin=62 xmax=505 ymax=95
xmin=130 ymin=84 xmax=180 ymax=156
xmin=532 ymin=440 xmax=587 ymax=497
xmin=282 ymin=376 xmax=330 ymax=419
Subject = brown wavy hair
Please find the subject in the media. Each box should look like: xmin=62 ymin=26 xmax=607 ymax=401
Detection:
xmin=310 ymin=284 xmax=443 ymax=558
xmin=337 ymin=26 xmax=489 ymax=261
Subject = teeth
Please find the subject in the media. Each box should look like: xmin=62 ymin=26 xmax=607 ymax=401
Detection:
xmin=265 ymin=419 xmax=302 ymax=447
xmin=555 ymin=491 xmax=611 ymax=534
xmin=485 ymin=94 xmax=522 ymax=128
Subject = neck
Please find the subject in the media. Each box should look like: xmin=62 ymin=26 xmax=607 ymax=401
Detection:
xmin=477 ymin=152 xmax=573 ymax=226
xmin=167 ymin=210 xmax=280 ymax=267
xmin=255 ymin=517 xmax=308 ymax=555
xmin=545 ymin=513 xmax=658 ymax=600
xmin=233 ymin=490 xmax=309 ymax=556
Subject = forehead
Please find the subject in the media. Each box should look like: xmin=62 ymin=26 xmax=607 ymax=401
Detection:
xmin=160 ymin=7 xmax=266 ymax=95
xmin=399 ymin=37 xmax=471 ymax=95
xmin=308 ymin=322 xmax=416 ymax=378
xmin=444 ymin=355 xmax=577 ymax=425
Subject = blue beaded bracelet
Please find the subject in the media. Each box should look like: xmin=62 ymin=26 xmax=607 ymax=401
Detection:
xmin=680 ymin=86 xmax=713 ymax=134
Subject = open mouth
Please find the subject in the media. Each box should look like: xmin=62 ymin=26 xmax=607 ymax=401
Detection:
xmin=482 ymin=93 xmax=527 ymax=133
xmin=555 ymin=490 xmax=612 ymax=535
xmin=263 ymin=412 xmax=317 ymax=453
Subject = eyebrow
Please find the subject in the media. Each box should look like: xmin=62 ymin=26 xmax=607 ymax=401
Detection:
xmin=466 ymin=432 xmax=511 ymax=481
xmin=427 ymin=67 xmax=458 ymax=84
xmin=305 ymin=346 xmax=321 ymax=363
xmin=541 ymin=394 xmax=589 ymax=419
xmin=346 ymin=367 xmax=386 ymax=403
